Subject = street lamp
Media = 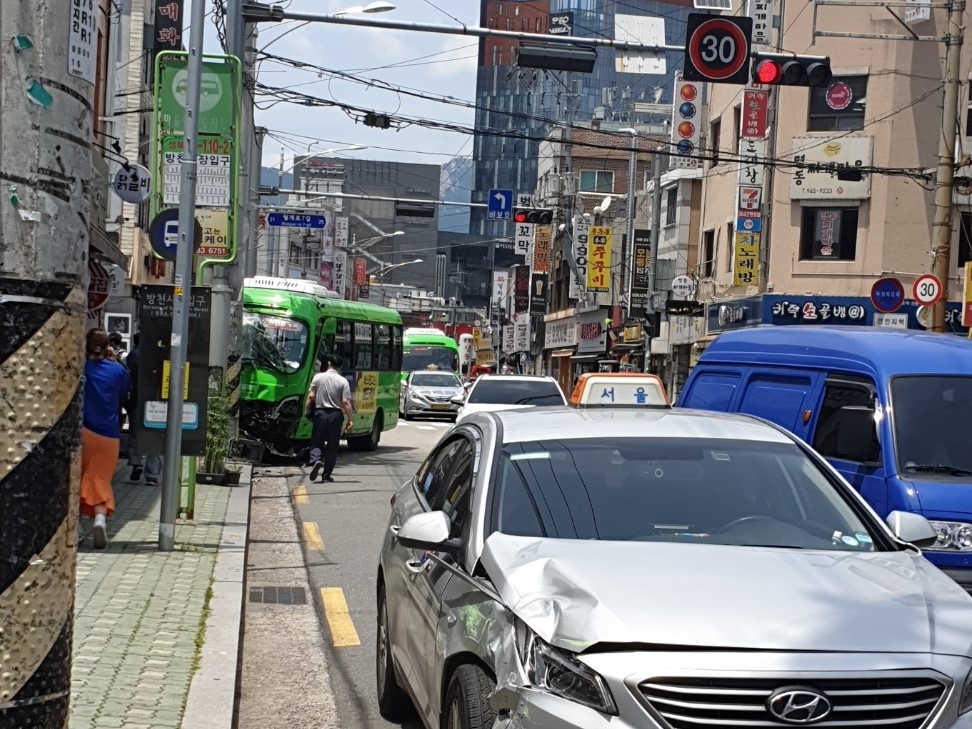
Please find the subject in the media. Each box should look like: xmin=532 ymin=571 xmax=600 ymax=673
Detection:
xmin=258 ymin=2 xmax=395 ymax=55
xmin=354 ymin=229 xmax=404 ymax=250
xmin=373 ymin=258 xmax=423 ymax=279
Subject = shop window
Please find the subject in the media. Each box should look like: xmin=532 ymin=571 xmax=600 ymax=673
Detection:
xmin=352 ymin=322 xmax=374 ymax=370
xmin=579 ymin=170 xmax=614 ymax=193
xmin=665 ymin=187 xmax=677 ymax=226
xmin=960 ymin=213 xmax=972 ymax=269
xmin=702 ymin=229 xmax=715 ymax=278
xmin=799 ymin=207 xmax=859 ymax=261
xmin=709 ymin=118 xmax=721 ymax=166
xmin=808 ymin=76 xmax=867 ymax=132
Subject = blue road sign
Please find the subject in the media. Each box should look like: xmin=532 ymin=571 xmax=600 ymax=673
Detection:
xmin=148 ymin=208 xmax=203 ymax=262
xmin=871 ymin=277 xmax=905 ymax=313
xmin=487 ymin=189 xmax=514 ymax=220
xmin=267 ymin=212 xmax=327 ymax=229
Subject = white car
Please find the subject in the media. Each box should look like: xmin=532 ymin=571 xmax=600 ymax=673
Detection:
xmin=400 ymin=371 xmax=465 ymax=421
xmin=454 ymin=374 xmax=566 ymax=421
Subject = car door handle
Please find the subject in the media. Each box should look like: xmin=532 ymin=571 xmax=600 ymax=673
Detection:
xmin=389 ymin=525 xmax=400 ymax=537
xmin=405 ymin=559 xmax=425 ymax=574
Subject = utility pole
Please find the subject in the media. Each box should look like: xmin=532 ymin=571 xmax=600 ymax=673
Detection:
xmin=160 ymin=0 xmax=207 ymax=551
xmin=649 ymin=146 xmax=663 ymax=301
xmin=931 ymin=0 xmax=965 ymax=332
xmin=0 ymin=1 xmax=91 ymax=724
xmin=623 ymin=129 xmax=638 ymax=319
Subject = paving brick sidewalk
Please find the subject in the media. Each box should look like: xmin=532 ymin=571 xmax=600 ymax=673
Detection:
xmin=70 ymin=462 xmax=232 ymax=729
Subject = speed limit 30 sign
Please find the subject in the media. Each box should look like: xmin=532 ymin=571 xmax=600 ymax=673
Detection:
xmin=912 ymin=273 xmax=943 ymax=306
xmin=683 ymin=13 xmax=753 ymax=85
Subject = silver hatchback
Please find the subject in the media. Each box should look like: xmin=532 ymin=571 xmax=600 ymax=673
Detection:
xmin=376 ymin=407 xmax=972 ymax=729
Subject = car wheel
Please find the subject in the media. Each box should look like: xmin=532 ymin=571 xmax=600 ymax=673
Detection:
xmin=403 ymin=410 xmax=413 ymax=421
xmin=443 ymin=664 xmax=496 ymax=729
xmin=376 ymin=583 xmax=411 ymax=719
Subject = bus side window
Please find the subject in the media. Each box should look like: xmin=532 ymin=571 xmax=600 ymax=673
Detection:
xmin=391 ymin=326 xmax=403 ymax=371
xmin=333 ymin=321 xmax=353 ymax=369
xmin=353 ymin=322 xmax=375 ymax=370
xmin=375 ymin=324 xmax=391 ymax=371
xmin=317 ymin=333 xmax=334 ymax=369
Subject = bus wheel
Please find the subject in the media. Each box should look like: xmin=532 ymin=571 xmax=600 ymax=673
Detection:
xmin=350 ymin=411 xmax=382 ymax=452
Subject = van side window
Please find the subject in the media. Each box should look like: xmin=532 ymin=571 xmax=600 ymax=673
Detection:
xmin=813 ymin=380 xmax=879 ymax=462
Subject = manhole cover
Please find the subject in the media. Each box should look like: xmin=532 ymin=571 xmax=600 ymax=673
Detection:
xmin=249 ymin=586 xmax=307 ymax=605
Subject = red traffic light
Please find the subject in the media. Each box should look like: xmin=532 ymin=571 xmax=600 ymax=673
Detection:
xmin=754 ymin=59 xmax=782 ymax=84
xmin=514 ymin=210 xmax=529 ymax=223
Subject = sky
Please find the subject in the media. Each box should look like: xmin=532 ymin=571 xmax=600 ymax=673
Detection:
xmin=188 ymin=0 xmax=482 ymax=175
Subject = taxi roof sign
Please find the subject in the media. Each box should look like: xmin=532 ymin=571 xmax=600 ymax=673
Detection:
xmin=569 ymin=372 xmax=669 ymax=408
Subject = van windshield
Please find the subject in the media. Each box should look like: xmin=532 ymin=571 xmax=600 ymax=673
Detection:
xmin=892 ymin=376 xmax=972 ymax=479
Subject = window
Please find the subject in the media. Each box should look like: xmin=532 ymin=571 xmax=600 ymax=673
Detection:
xmin=437 ymin=439 xmax=477 ymax=543
xmin=702 ymin=229 xmax=715 ymax=278
xmin=332 ymin=320 xmax=353 ymax=369
xmin=892 ymin=376 xmax=972 ymax=477
xmin=416 ymin=438 xmax=465 ymax=507
xmin=665 ymin=187 xmax=678 ymax=226
xmin=733 ymin=105 xmax=742 ymax=148
xmin=390 ymin=325 xmax=403 ymax=371
xmin=808 ymin=76 xmax=867 ymax=132
xmin=241 ymin=313 xmax=309 ymax=374
xmin=960 ymin=213 xmax=972 ymax=269
xmin=709 ymin=118 xmax=721 ymax=166
xmin=352 ymin=322 xmax=374 ymax=370
xmin=812 ymin=379 xmax=879 ymax=462
xmin=375 ymin=324 xmax=392 ymax=370
xmin=289 ymin=244 xmax=302 ymax=264
xmin=725 ymin=223 xmax=734 ymax=272
xmin=579 ymin=170 xmax=614 ymax=193
xmin=467 ymin=378 xmax=566 ymax=405
xmin=799 ymin=207 xmax=859 ymax=261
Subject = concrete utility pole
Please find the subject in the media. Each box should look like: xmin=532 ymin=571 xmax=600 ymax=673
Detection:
xmin=0 ymin=2 xmax=92 ymax=725
xmin=649 ymin=147 xmax=663 ymax=303
xmin=622 ymin=128 xmax=638 ymax=319
xmin=160 ymin=0 xmax=208 ymax=551
xmin=931 ymin=0 xmax=965 ymax=332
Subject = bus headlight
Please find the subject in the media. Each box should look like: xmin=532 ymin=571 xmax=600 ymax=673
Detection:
xmin=273 ymin=396 xmax=301 ymax=422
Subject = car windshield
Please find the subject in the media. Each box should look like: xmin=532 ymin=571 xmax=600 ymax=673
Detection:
xmin=241 ymin=312 xmax=309 ymax=374
xmin=468 ymin=379 xmax=565 ymax=406
xmin=491 ymin=437 xmax=882 ymax=551
xmin=892 ymin=375 xmax=972 ymax=478
xmin=411 ymin=373 xmax=461 ymax=388
xmin=403 ymin=345 xmax=458 ymax=373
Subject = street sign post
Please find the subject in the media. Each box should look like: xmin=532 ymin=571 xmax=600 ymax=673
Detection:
xmin=683 ymin=14 xmax=753 ymax=85
xmin=266 ymin=212 xmax=327 ymax=228
xmin=870 ymin=277 xmax=905 ymax=313
xmin=913 ymin=273 xmax=943 ymax=306
xmin=487 ymin=188 xmax=513 ymax=220
xmin=149 ymin=208 xmax=204 ymax=261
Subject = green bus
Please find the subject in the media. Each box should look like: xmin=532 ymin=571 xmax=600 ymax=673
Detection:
xmin=240 ymin=277 xmax=403 ymax=457
xmin=401 ymin=327 xmax=460 ymax=381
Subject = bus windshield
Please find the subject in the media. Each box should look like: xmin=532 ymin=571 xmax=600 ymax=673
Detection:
xmin=242 ymin=312 xmax=309 ymax=374
xmin=403 ymin=345 xmax=459 ymax=374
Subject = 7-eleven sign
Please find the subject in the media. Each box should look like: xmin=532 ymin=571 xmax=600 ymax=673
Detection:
xmin=738 ymin=186 xmax=762 ymax=211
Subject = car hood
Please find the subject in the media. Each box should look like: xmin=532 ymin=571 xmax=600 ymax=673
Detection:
xmin=480 ymin=533 xmax=972 ymax=654
xmin=410 ymin=386 xmax=462 ymax=398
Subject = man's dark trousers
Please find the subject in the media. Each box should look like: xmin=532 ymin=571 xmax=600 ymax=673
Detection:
xmin=310 ymin=408 xmax=343 ymax=478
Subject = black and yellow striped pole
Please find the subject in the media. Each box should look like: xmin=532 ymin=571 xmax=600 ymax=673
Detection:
xmin=0 ymin=4 xmax=94 ymax=725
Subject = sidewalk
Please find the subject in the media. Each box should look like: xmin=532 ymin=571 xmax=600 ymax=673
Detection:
xmin=70 ymin=459 xmax=250 ymax=729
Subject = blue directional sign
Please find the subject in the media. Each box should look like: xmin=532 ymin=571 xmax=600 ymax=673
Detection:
xmin=267 ymin=212 xmax=327 ymax=229
xmin=487 ymin=189 xmax=514 ymax=221
xmin=148 ymin=208 xmax=203 ymax=262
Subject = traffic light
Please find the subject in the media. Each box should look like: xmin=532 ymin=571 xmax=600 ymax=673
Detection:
xmin=513 ymin=207 xmax=554 ymax=225
xmin=751 ymin=53 xmax=832 ymax=87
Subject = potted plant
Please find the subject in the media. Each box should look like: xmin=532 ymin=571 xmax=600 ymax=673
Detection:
xmin=223 ymin=463 xmax=243 ymax=486
xmin=198 ymin=372 xmax=229 ymax=484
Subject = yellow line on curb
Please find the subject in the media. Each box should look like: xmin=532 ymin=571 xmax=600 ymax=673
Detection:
xmin=302 ymin=522 xmax=324 ymax=551
xmin=320 ymin=588 xmax=361 ymax=647
xmin=293 ymin=485 xmax=309 ymax=505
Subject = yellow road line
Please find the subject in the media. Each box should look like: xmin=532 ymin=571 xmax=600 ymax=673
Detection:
xmin=293 ymin=485 xmax=309 ymax=505
xmin=320 ymin=587 xmax=361 ymax=647
xmin=302 ymin=521 xmax=324 ymax=551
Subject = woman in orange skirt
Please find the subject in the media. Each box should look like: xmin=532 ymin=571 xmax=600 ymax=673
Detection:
xmin=80 ymin=328 xmax=131 ymax=548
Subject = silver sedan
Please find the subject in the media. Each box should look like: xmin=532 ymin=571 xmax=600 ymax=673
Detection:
xmin=400 ymin=370 xmax=465 ymax=421
xmin=376 ymin=407 xmax=972 ymax=729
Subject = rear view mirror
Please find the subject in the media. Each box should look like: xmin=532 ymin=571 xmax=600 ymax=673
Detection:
xmin=886 ymin=510 xmax=938 ymax=549
xmin=451 ymin=395 xmax=465 ymax=406
xmin=836 ymin=406 xmax=880 ymax=464
xmin=395 ymin=511 xmax=461 ymax=554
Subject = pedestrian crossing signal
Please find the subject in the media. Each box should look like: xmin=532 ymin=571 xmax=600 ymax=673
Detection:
xmin=513 ymin=207 xmax=553 ymax=225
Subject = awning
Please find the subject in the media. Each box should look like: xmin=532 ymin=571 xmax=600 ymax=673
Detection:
xmin=89 ymin=227 xmax=130 ymax=270
xmin=611 ymin=343 xmax=644 ymax=351
xmin=570 ymin=354 xmax=601 ymax=362
xmin=550 ymin=349 xmax=575 ymax=357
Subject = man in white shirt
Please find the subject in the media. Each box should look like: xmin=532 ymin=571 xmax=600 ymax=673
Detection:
xmin=305 ymin=355 xmax=354 ymax=482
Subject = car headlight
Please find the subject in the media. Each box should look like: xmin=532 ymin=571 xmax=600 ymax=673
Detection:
xmin=927 ymin=521 xmax=972 ymax=551
xmin=516 ymin=622 xmax=617 ymax=715
xmin=409 ymin=391 xmax=429 ymax=403
xmin=960 ymin=669 xmax=972 ymax=715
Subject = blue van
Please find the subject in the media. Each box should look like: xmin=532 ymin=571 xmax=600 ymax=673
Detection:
xmin=678 ymin=325 xmax=972 ymax=592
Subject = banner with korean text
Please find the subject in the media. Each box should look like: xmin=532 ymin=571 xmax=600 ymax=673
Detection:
xmin=587 ymin=226 xmax=611 ymax=293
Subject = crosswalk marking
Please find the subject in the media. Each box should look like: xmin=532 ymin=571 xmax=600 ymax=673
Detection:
xmin=320 ymin=588 xmax=361 ymax=647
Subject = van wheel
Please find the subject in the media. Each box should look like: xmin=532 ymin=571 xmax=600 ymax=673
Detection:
xmin=443 ymin=664 xmax=496 ymax=729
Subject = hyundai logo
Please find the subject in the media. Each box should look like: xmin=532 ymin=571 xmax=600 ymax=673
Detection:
xmin=767 ymin=687 xmax=832 ymax=724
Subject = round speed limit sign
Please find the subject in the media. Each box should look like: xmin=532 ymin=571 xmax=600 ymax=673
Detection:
xmin=683 ymin=14 xmax=753 ymax=85
xmin=912 ymin=273 xmax=943 ymax=305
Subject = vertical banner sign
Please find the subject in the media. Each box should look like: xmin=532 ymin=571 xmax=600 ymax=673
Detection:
xmin=492 ymin=270 xmax=509 ymax=305
xmin=530 ymin=273 xmax=549 ymax=315
xmin=746 ymin=0 xmax=773 ymax=46
xmin=153 ymin=0 xmax=185 ymax=56
xmin=532 ymin=226 xmax=553 ymax=273
xmin=670 ymin=75 xmax=702 ymax=170
xmin=733 ymin=233 xmax=760 ymax=286
xmin=738 ymin=136 xmax=766 ymax=187
xmin=741 ymin=89 xmax=769 ymax=139
xmin=502 ymin=325 xmax=515 ymax=354
xmin=70 ymin=0 xmax=98 ymax=84
xmin=514 ymin=316 xmax=531 ymax=352
xmin=588 ymin=226 xmax=612 ymax=293
xmin=963 ymin=262 xmax=972 ymax=327
xmin=354 ymin=257 xmax=369 ymax=298
xmin=320 ymin=225 xmax=334 ymax=288
xmin=135 ymin=286 xmax=212 ymax=456
xmin=515 ymin=222 xmax=535 ymax=261
xmin=513 ymin=265 xmax=530 ymax=314
xmin=570 ymin=214 xmax=590 ymax=300
xmin=631 ymin=229 xmax=652 ymax=312
xmin=333 ymin=250 xmax=349 ymax=299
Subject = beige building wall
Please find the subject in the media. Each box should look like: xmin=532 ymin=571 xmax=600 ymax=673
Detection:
xmin=699 ymin=0 xmax=966 ymax=303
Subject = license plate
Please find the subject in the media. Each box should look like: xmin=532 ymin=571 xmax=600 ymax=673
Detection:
xmin=431 ymin=404 xmax=451 ymax=410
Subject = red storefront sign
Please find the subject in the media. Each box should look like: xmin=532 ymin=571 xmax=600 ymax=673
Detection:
xmin=742 ymin=89 xmax=769 ymax=139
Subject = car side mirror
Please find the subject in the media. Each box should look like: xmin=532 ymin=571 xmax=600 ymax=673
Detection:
xmin=395 ymin=511 xmax=461 ymax=553
xmin=886 ymin=510 xmax=938 ymax=549
xmin=451 ymin=395 xmax=465 ymax=406
xmin=836 ymin=406 xmax=881 ymax=464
